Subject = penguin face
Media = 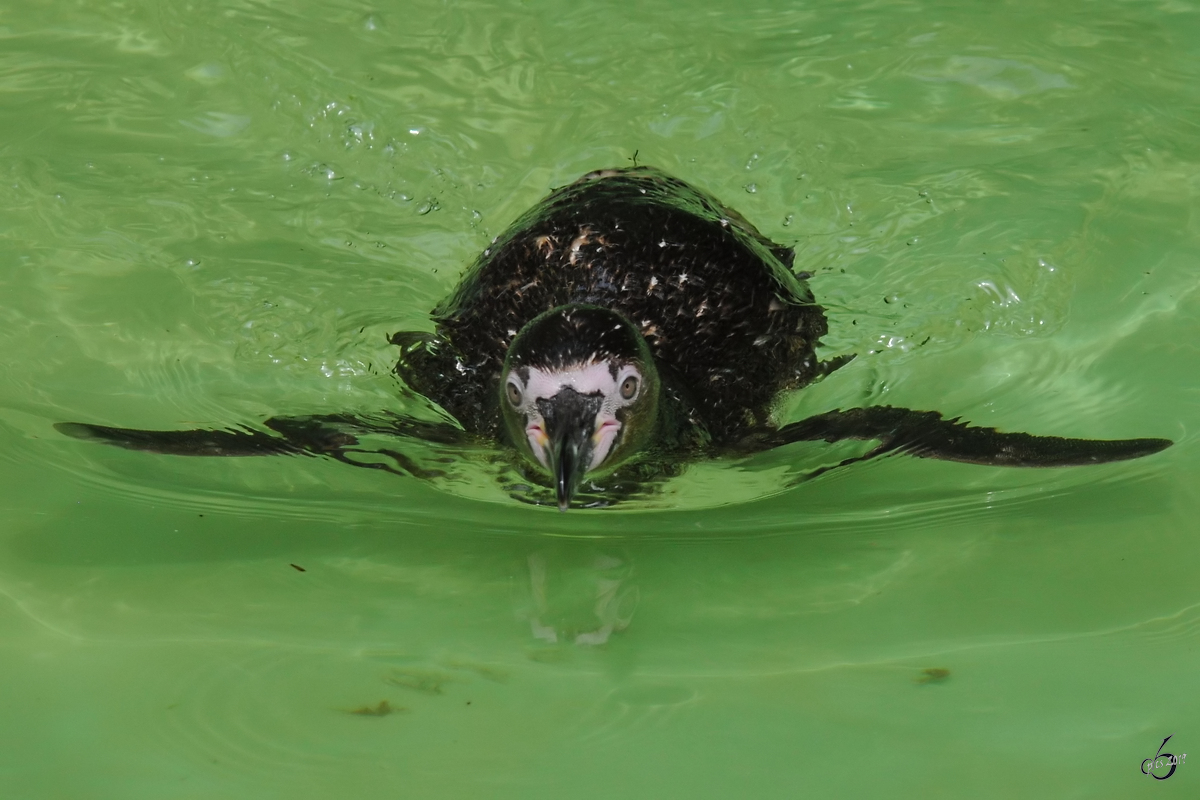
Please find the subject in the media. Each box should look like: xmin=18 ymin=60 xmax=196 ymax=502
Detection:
xmin=500 ymin=305 xmax=660 ymax=510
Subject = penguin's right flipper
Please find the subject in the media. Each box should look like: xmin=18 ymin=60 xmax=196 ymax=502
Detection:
xmin=54 ymin=421 xmax=310 ymax=456
xmin=55 ymin=412 xmax=476 ymax=479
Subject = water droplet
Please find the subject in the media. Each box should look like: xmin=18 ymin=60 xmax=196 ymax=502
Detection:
xmin=744 ymin=183 xmax=757 ymax=193
xmin=782 ymin=214 xmax=793 ymax=227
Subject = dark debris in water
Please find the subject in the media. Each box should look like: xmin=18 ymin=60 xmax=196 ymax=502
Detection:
xmin=347 ymin=700 xmax=406 ymax=717
xmin=915 ymin=667 xmax=951 ymax=685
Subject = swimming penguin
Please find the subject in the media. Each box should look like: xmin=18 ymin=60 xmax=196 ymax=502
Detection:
xmin=57 ymin=166 xmax=1172 ymax=509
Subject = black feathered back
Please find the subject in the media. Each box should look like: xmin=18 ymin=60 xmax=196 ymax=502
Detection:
xmin=395 ymin=167 xmax=827 ymax=444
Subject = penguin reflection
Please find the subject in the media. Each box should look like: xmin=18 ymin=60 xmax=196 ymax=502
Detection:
xmin=525 ymin=551 xmax=639 ymax=646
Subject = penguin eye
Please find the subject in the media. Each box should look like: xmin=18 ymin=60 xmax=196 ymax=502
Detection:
xmin=505 ymin=381 xmax=523 ymax=408
xmin=619 ymin=375 xmax=639 ymax=400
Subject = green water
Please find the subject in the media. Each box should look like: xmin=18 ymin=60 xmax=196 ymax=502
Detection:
xmin=2 ymin=0 xmax=1198 ymax=796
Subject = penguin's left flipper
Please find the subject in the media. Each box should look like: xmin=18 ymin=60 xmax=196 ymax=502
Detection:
xmin=55 ymin=412 xmax=475 ymax=477
xmin=746 ymin=406 xmax=1172 ymax=466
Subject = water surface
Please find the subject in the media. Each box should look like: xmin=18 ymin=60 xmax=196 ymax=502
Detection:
xmin=1 ymin=0 xmax=1198 ymax=796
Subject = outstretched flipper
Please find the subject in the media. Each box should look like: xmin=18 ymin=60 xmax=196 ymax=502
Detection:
xmin=740 ymin=406 xmax=1172 ymax=466
xmin=55 ymin=412 xmax=477 ymax=479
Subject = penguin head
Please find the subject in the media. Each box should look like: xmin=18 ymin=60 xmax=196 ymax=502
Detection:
xmin=500 ymin=305 xmax=660 ymax=510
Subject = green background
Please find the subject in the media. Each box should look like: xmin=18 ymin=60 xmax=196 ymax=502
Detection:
xmin=0 ymin=0 xmax=1196 ymax=796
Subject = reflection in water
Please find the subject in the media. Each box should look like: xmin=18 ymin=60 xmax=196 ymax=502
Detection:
xmin=526 ymin=551 xmax=639 ymax=647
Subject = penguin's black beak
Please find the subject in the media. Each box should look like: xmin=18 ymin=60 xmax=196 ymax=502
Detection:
xmin=537 ymin=388 xmax=601 ymax=511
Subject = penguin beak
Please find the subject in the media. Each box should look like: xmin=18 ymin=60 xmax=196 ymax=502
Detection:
xmin=537 ymin=389 xmax=600 ymax=511
xmin=548 ymin=424 xmax=590 ymax=512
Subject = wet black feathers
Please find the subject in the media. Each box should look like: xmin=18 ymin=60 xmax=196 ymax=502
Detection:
xmin=508 ymin=306 xmax=644 ymax=372
xmin=394 ymin=166 xmax=826 ymax=443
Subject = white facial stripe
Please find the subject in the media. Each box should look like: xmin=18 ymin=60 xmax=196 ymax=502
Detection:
xmin=525 ymin=362 xmax=620 ymax=400
xmin=507 ymin=361 xmax=642 ymax=470
xmin=526 ymin=425 xmax=550 ymax=469
xmin=590 ymin=420 xmax=621 ymax=471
